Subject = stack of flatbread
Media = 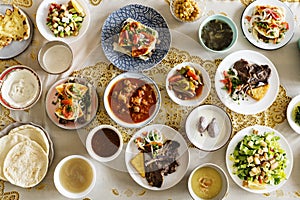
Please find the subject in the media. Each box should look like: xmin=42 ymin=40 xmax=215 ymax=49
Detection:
xmin=0 ymin=124 xmax=50 ymax=188
xmin=0 ymin=5 xmax=30 ymax=49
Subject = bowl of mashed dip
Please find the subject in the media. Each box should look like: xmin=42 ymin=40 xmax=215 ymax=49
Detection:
xmin=0 ymin=65 xmax=42 ymax=110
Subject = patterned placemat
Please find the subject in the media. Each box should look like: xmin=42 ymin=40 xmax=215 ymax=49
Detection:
xmin=0 ymin=59 xmax=18 ymax=130
xmin=71 ymin=47 xmax=291 ymax=144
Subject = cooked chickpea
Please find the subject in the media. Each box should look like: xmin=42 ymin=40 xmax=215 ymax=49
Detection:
xmin=172 ymin=0 xmax=201 ymax=22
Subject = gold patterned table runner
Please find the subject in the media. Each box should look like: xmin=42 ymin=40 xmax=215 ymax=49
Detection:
xmin=71 ymin=47 xmax=291 ymax=144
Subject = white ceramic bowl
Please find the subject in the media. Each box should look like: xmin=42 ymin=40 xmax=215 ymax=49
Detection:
xmin=170 ymin=0 xmax=206 ymax=23
xmin=36 ymin=0 xmax=90 ymax=43
xmin=103 ymin=72 xmax=161 ymax=128
xmin=198 ymin=14 xmax=238 ymax=53
xmin=0 ymin=65 xmax=42 ymax=110
xmin=86 ymin=125 xmax=123 ymax=162
xmin=188 ymin=163 xmax=229 ymax=200
xmin=54 ymin=155 xmax=96 ymax=199
xmin=287 ymin=94 xmax=300 ymax=134
xmin=166 ymin=62 xmax=211 ymax=107
xmin=38 ymin=40 xmax=73 ymax=74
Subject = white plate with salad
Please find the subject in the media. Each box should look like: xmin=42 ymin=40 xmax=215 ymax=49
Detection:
xmin=125 ymin=124 xmax=189 ymax=190
xmin=226 ymin=125 xmax=293 ymax=193
xmin=241 ymin=0 xmax=295 ymax=50
xmin=36 ymin=0 xmax=90 ymax=43
xmin=215 ymin=50 xmax=279 ymax=115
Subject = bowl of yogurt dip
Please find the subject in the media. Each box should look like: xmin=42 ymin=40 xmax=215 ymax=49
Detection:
xmin=38 ymin=41 xmax=73 ymax=74
xmin=0 ymin=65 xmax=42 ymax=110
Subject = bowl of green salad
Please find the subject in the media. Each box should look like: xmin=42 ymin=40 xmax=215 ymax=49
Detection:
xmin=226 ymin=125 xmax=293 ymax=193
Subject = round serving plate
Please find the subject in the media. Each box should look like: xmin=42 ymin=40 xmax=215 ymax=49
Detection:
xmin=101 ymin=4 xmax=171 ymax=71
xmin=0 ymin=5 xmax=34 ymax=59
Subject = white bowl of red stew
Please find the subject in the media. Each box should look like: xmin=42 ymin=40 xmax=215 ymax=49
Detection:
xmin=166 ymin=62 xmax=211 ymax=106
xmin=103 ymin=72 xmax=161 ymax=128
xmin=86 ymin=125 xmax=123 ymax=162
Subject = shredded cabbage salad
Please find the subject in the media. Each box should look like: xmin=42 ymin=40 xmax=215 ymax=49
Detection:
xmin=134 ymin=129 xmax=163 ymax=158
xmin=229 ymin=129 xmax=288 ymax=189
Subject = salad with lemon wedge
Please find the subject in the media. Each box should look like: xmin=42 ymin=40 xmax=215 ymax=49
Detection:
xmin=46 ymin=0 xmax=85 ymax=37
xmin=229 ymin=129 xmax=288 ymax=189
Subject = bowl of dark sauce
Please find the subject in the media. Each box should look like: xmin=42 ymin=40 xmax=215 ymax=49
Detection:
xmin=86 ymin=125 xmax=123 ymax=162
xmin=198 ymin=14 xmax=238 ymax=53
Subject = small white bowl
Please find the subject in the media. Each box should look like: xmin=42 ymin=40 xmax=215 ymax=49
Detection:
xmin=86 ymin=125 xmax=123 ymax=162
xmin=36 ymin=0 xmax=90 ymax=44
xmin=0 ymin=65 xmax=42 ymax=110
xmin=198 ymin=14 xmax=238 ymax=53
xmin=54 ymin=155 xmax=96 ymax=199
xmin=170 ymin=0 xmax=206 ymax=23
xmin=103 ymin=72 xmax=161 ymax=128
xmin=38 ymin=40 xmax=73 ymax=74
xmin=287 ymin=94 xmax=300 ymax=134
xmin=188 ymin=163 xmax=229 ymax=200
xmin=166 ymin=62 xmax=211 ymax=107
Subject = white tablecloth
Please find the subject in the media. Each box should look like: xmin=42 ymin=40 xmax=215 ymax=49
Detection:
xmin=1 ymin=0 xmax=300 ymax=199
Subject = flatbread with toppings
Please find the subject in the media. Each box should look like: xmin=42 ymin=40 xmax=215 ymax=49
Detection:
xmin=249 ymin=5 xmax=289 ymax=43
xmin=0 ymin=5 xmax=30 ymax=49
xmin=113 ymin=18 xmax=159 ymax=61
xmin=54 ymin=82 xmax=88 ymax=121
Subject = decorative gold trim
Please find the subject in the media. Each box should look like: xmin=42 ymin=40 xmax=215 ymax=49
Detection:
xmin=72 ymin=47 xmax=290 ymax=144
xmin=0 ymin=181 xmax=19 ymax=200
xmin=90 ymin=0 xmax=102 ymax=6
xmin=0 ymin=0 xmax=32 ymax=7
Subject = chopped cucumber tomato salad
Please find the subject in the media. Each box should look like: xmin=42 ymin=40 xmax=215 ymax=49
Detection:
xmin=46 ymin=0 xmax=85 ymax=38
xmin=229 ymin=130 xmax=288 ymax=188
xmin=220 ymin=68 xmax=245 ymax=101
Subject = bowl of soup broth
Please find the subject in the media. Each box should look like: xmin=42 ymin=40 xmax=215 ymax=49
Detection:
xmin=103 ymin=72 xmax=161 ymax=128
xmin=198 ymin=14 xmax=238 ymax=53
xmin=188 ymin=163 xmax=228 ymax=200
xmin=54 ymin=155 xmax=96 ymax=199
xmin=86 ymin=124 xmax=123 ymax=162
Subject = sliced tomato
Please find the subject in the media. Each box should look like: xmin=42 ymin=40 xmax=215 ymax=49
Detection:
xmin=61 ymin=98 xmax=73 ymax=105
xmin=62 ymin=105 xmax=74 ymax=119
xmin=133 ymin=34 xmax=139 ymax=45
xmin=187 ymin=69 xmax=199 ymax=80
xmin=245 ymin=15 xmax=252 ymax=22
xmin=281 ymin=22 xmax=289 ymax=30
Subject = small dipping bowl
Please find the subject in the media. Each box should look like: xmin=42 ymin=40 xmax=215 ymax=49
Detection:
xmin=188 ymin=163 xmax=229 ymax=200
xmin=86 ymin=125 xmax=123 ymax=162
xmin=54 ymin=155 xmax=96 ymax=199
xmin=287 ymin=94 xmax=300 ymax=134
xmin=198 ymin=14 xmax=238 ymax=53
xmin=0 ymin=65 xmax=42 ymax=110
xmin=38 ymin=41 xmax=73 ymax=74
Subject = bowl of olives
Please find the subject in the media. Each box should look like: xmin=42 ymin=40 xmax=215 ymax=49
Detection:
xmin=198 ymin=14 xmax=238 ymax=53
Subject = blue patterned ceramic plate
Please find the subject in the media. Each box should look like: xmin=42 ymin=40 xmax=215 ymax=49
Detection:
xmin=101 ymin=4 xmax=171 ymax=71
